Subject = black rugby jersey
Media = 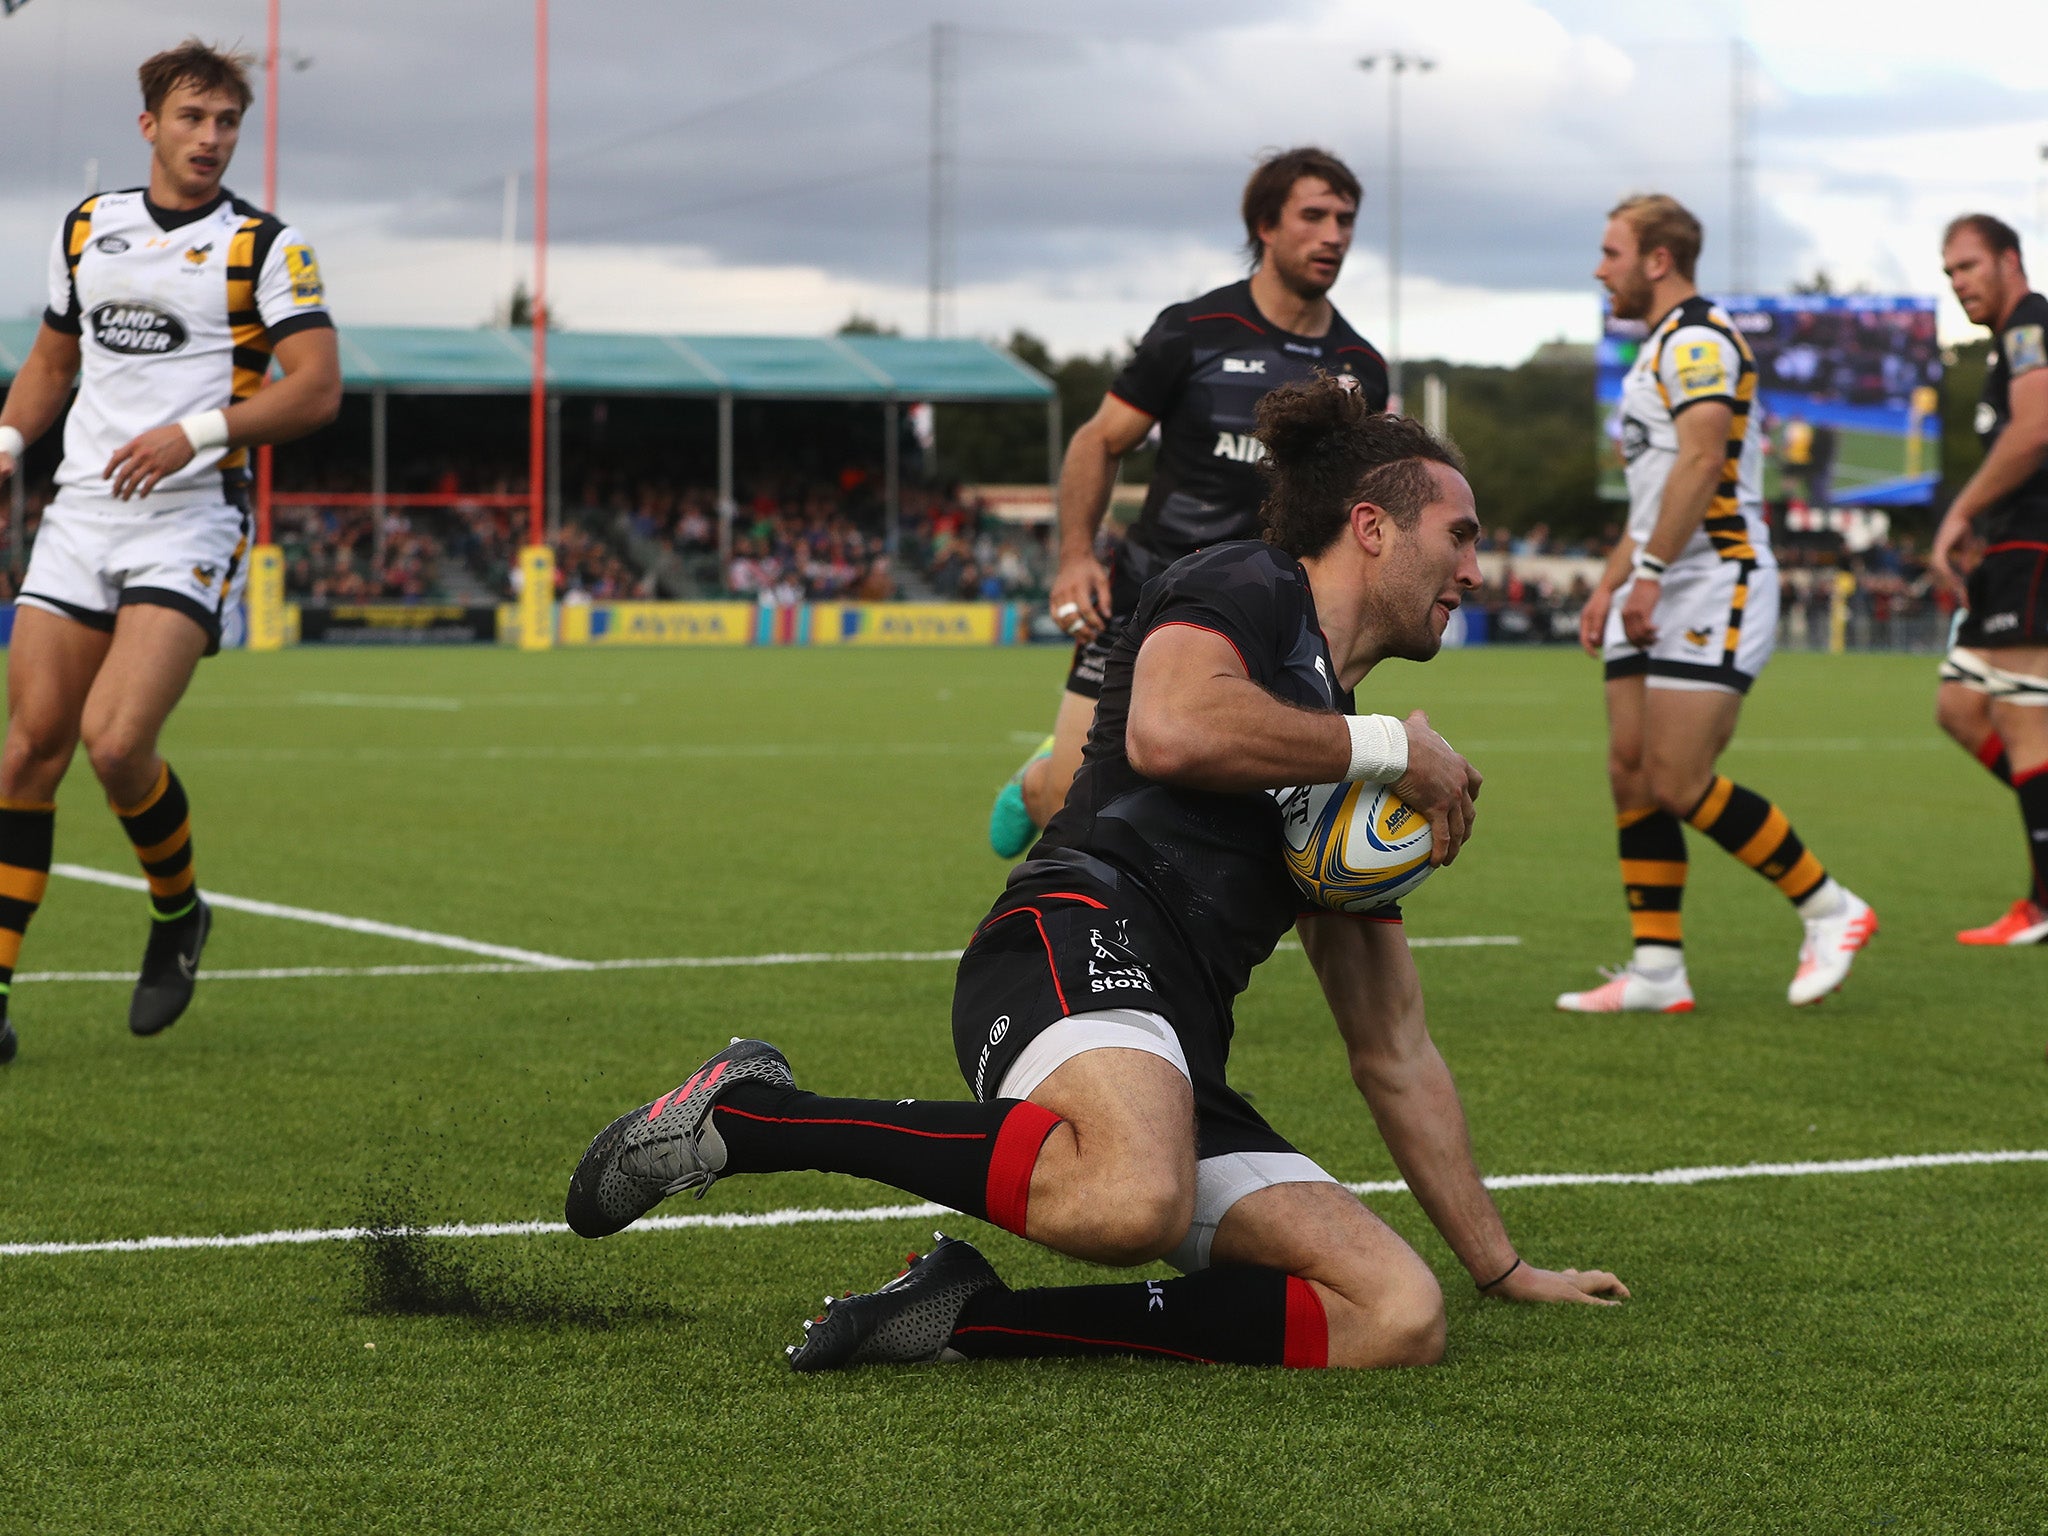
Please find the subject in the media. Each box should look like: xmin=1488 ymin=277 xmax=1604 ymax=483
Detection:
xmin=1017 ymin=540 xmax=1356 ymax=1008
xmin=1978 ymin=290 xmax=2048 ymax=541
xmin=1108 ymin=280 xmax=1387 ymax=589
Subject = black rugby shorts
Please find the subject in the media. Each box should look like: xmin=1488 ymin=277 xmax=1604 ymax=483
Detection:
xmin=949 ymin=873 xmax=1300 ymax=1163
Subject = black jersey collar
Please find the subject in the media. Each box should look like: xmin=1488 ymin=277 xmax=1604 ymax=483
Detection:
xmin=144 ymin=189 xmax=230 ymax=232
xmin=1240 ymin=278 xmax=1346 ymax=349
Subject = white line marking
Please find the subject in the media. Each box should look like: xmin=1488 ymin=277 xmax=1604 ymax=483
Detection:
xmin=49 ymin=865 xmax=586 ymax=971
xmin=169 ymin=741 xmax=1022 ymax=766
xmin=183 ymin=692 xmax=643 ymax=712
xmin=13 ymin=935 xmax=1519 ymax=986
xmin=1452 ymin=737 xmax=1946 ymax=755
xmin=5 ymin=1150 xmax=2039 ymax=1260
xmin=294 ymin=691 xmax=464 ymax=712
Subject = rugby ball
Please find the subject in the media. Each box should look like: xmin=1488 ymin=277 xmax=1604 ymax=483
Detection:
xmin=1273 ymin=780 xmax=1435 ymax=913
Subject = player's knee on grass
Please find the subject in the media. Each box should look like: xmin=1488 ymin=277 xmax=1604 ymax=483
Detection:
xmin=1323 ymin=1250 xmax=1446 ymax=1370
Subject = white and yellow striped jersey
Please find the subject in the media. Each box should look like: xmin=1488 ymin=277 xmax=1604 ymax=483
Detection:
xmin=43 ymin=187 xmax=332 ymax=512
xmin=1614 ymin=296 xmax=1771 ymax=567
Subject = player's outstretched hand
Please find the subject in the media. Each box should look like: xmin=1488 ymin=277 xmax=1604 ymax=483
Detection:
xmin=1394 ymin=710 xmax=1480 ymax=867
xmin=103 ymin=424 xmax=198 ymax=501
xmin=1577 ymin=585 xmax=1612 ymax=657
xmin=1489 ymin=1261 xmax=1630 ymax=1306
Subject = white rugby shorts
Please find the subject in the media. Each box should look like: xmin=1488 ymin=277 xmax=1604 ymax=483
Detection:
xmin=1604 ymin=556 xmax=1778 ymax=695
xmin=19 ymin=494 xmax=251 ymax=653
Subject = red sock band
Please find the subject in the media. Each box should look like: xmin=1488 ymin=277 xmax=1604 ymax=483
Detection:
xmin=1977 ymin=733 xmax=2007 ymax=771
xmin=2015 ymin=761 xmax=2048 ymax=788
xmin=1281 ymin=1275 xmax=1329 ymax=1369
xmin=983 ymin=1102 xmax=1062 ymax=1236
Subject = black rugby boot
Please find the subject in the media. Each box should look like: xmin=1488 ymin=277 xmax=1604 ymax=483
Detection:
xmin=564 ymin=1037 xmax=794 ymax=1238
xmin=787 ymin=1235 xmax=1007 ymax=1373
xmin=130 ymin=897 xmax=211 ymax=1037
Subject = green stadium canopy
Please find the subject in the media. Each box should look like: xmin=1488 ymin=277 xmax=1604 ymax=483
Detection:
xmin=0 ymin=320 xmax=1058 ymax=554
xmin=0 ymin=320 xmax=1052 ymax=402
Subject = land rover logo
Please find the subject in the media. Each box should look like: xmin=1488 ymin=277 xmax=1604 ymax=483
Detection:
xmin=94 ymin=234 xmax=131 ymax=254
xmin=88 ymin=302 xmax=188 ymax=355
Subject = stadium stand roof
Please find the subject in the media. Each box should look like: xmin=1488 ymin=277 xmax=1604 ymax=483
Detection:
xmin=0 ymin=320 xmax=1053 ymax=402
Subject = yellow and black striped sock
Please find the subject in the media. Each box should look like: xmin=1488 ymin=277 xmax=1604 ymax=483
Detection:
xmin=1685 ymin=775 xmax=1828 ymax=906
xmin=0 ymin=797 xmax=55 ymax=1014
xmin=1619 ymin=805 xmax=1687 ymax=955
xmin=113 ymin=764 xmax=199 ymax=921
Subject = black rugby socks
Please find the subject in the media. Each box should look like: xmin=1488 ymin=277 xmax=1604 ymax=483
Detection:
xmin=0 ymin=797 xmax=55 ymax=1017
xmin=712 ymin=1085 xmax=1062 ymax=1236
xmin=113 ymin=763 xmax=198 ymax=920
xmin=948 ymin=1265 xmax=1328 ymax=1368
xmin=2016 ymin=764 xmax=2048 ymax=911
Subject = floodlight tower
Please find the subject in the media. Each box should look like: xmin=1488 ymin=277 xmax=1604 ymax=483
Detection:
xmin=1358 ymin=51 xmax=1434 ymax=413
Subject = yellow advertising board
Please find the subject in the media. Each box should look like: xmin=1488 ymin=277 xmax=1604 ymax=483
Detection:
xmin=578 ymin=602 xmax=758 ymax=646
xmin=808 ymin=603 xmax=1001 ymax=646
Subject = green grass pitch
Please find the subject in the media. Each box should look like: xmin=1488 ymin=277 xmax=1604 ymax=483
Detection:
xmin=2 ymin=643 xmax=2043 ymax=1533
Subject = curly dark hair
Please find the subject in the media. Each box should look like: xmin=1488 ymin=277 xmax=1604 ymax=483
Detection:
xmin=1254 ymin=376 xmax=1464 ymax=557
xmin=139 ymin=39 xmax=254 ymax=117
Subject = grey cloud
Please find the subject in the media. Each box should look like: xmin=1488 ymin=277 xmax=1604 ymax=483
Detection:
xmin=0 ymin=0 xmax=2017 ymax=328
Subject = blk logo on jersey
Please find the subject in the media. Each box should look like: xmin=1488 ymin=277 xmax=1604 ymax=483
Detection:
xmin=1222 ymin=357 xmax=1267 ymax=374
xmin=1211 ymin=432 xmax=1267 ymax=463
xmin=87 ymin=302 xmax=188 ymax=355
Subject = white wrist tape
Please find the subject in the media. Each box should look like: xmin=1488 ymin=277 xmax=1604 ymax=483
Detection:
xmin=178 ymin=410 xmax=230 ymax=454
xmin=1631 ymin=549 xmax=1669 ymax=579
xmin=0 ymin=425 xmax=24 ymax=460
xmin=1343 ymin=713 xmax=1409 ymax=784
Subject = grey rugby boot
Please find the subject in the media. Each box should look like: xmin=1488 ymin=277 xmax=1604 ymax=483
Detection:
xmin=130 ymin=898 xmax=211 ymax=1037
xmin=787 ymin=1235 xmax=1007 ymax=1373
xmin=563 ymin=1037 xmax=792 ymax=1238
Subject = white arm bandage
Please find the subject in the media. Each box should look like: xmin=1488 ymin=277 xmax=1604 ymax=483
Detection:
xmin=178 ymin=410 xmax=230 ymax=454
xmin=0 ymin=425 xmax=24 ymax=460
xmin=1344 ymin=713 xmax=1409 ymax=784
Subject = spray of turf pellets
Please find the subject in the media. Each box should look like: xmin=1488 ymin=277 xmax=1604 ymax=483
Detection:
xmin=352 ymin=1173 xmax=684 ymax=1330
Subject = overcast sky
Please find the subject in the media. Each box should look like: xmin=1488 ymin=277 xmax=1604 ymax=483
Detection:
xmin=3 ymin=0 xmax=2045 ymax=366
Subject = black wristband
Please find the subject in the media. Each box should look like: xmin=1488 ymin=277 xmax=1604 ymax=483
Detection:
xmin=1476 ymin=1257 xmax=1522 ymax=1293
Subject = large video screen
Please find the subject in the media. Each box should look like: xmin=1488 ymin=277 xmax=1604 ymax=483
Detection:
xmin=1597 ymin=295 xmax=1942 ymax=507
